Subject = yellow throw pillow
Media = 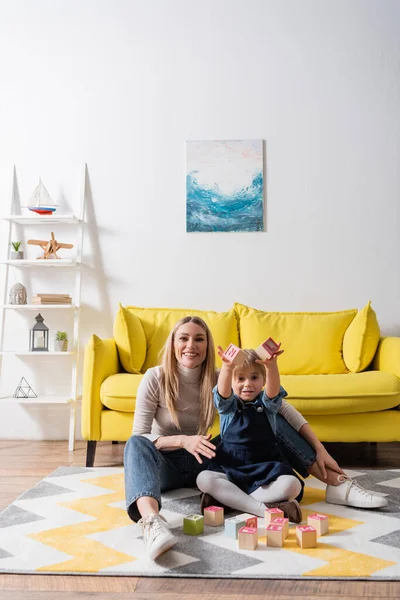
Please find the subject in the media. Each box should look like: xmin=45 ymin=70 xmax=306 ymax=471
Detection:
xmin=343 ymin=301 xmax=380 ymax=373
xmin=113 ymin=304 xmax=147 ymax=373
xmin=234 ymin=302 xmax=357 ymax=375
xmin=125 ymin=305 xmax=239 ymax=370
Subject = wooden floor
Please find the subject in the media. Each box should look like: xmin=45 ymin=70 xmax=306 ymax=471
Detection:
xmin=1 ymin=440 xmax=400 ymax=600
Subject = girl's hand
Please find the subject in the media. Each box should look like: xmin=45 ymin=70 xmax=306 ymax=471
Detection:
xmin=314 ymin=444 xmax=346 ymax=480
xmin=182 ymin=434 xmax=216 ymax=464
xmin=217 ymin=345 xmax=235 ymax=367
xmin=256 ymin=348 xmax=284 ymax=368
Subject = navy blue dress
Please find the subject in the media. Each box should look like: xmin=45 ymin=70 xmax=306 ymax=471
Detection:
xmin=211 ymin=395 xmax=304 ymax=498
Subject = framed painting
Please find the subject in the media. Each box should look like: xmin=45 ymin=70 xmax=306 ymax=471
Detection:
xmin=186 ymin=139 xmax=264 ymax=232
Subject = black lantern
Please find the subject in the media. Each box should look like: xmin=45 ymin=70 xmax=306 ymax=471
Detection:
xmin=29 ymin=313 xmax=49 ymax=352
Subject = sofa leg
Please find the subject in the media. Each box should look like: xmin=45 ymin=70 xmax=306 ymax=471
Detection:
xmin=112 ymin=441 xmax=119 ymax=445
xmin=86 ymin=441 xmax=97 ymax=467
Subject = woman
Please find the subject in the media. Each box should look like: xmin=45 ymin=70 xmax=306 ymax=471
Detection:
xmin=124 ymin=316 xmax=387 ymax=560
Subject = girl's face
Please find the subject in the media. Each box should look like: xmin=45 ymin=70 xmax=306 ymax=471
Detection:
xmin=174 ymin=322 xmax=208 ymax=369
xmin=233 ymin=367 xmax=265 ymax=402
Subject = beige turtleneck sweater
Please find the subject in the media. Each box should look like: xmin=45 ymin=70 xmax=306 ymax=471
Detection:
xmin=132 ymin=364 xmax=307 ymax=442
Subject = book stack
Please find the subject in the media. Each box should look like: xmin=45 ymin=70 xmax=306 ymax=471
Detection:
xmin=32 ymin=294 xmax=72 ymax=305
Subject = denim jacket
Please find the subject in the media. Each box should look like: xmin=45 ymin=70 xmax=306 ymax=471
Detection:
xmin=213 ymin=385 xmax=288 ymax=438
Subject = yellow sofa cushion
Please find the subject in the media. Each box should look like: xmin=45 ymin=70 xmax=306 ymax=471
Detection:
xmin=281 ymin=371 xmax=400 ymax=414
xmin=101 ymin=373 xmax=142 ymax=412
xmin=113 ymin=304 xmax=147 ymax=374
xmin=235 ymin=302 xmax=357 ymax=375
xmin=124 ymin=305 xmax=239 ymax=370
xmin=343 ymin=301 xmax=381 ymax=373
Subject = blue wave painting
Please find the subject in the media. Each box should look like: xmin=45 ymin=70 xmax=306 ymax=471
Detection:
xmin=186 ymin=140 xmax=264 ymax=233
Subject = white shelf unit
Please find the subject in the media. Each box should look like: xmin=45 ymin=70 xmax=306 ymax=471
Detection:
xmin=0 ymin=168 xmax=86 ymax=451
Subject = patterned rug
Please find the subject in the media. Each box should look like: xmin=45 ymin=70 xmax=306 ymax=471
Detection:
xmin=0 ymin=467 xmax=400 ymax=579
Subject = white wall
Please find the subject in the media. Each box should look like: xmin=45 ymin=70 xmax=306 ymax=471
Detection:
xmin=0 ymin=0 xmax=399 ymax=441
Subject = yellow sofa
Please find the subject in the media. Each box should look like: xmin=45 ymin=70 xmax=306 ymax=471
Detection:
xmin=82 ymin=302 xmax=400 ymax=466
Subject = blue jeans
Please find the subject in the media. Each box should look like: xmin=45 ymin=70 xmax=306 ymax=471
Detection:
xmin=124 ymin=416 xmax=316 ymax=522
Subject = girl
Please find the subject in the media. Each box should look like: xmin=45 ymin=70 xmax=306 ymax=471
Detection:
xmin=197 ymin=346 xmax=303 ymax=522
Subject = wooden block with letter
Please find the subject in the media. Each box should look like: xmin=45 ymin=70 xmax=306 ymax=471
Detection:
xmin=223 ymin=343 xmax=246 ymax=366
xmin=264 ymin=507 xmax=284 ymax=525
xmin=296 ymin=525 xmax=317 ymax=549
xmin=272 ymin=517 xmax=289 ymax=538
xmin=256 ymin=337 xmax=281 ymax=360
xmin=238 ymin=526 xmax=258 ymax=550
xmin=237 ymin=513 xmax=258 ymax=528
xmin=204 ymin=505 xmax=224 ymax=526
xmin=307 ymin=513 xmax=329 ymax=536
xmin=183 ymin=514 xmax=204 ymax=536
xmin=266 ymin=523 xmax=285 ymax=547
xmin=225 ymin=515 xmax=247 ymax=539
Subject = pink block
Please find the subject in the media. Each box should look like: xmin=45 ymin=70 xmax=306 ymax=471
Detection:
xmin=239 ymin=526 xmax=257 ymax=534
xmin=205 ymin=506 xmax=223 ymax=513
xmin=297 ymin=525 xmax=315 ymax=533
xmin=223 ymin=343 xmax=246 ymax=366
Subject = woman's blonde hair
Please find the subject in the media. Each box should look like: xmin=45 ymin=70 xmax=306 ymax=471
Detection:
xmin=233 ymin=349 xmax=266 ymax=383
xmin=159 ymin=316 xmax=216 ymax=435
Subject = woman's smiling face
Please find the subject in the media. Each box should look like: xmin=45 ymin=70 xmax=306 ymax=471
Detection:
xmin=174 ymin=322 xmax=208 ymax=369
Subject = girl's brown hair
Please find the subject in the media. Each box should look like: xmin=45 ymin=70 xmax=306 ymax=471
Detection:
xmin=159 ymin=316 xmax=216 ymax=435
xmin=233 ymin=349 xmax=266 ymax=383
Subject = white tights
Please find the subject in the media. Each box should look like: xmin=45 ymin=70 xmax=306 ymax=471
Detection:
xmin=196 ymin=470 xmax=302 ymax=518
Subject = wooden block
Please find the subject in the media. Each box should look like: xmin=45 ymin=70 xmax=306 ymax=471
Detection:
xmin=204 ymin=505 xmax=224 ymax=526
xmin=256 ymin=337 xmax=280 ymax=360
xmin=237 ymin=513 xmax=258 ymax=528
xmin=307 ymin=513 xmax=329 ymax=536
xmin=271 ymin=517 xmax=289 ymax=538
xmin=223 ymin=343 xmax=246 ymax=366
xmin=296 ymin=525 xmax=317 ymax=548
xmin=238 ymin=526 xmax=258 ymax=550
xmin=266 ymin=523 xmax=285 ymax=547
xmin=264 ymin=507 xmax=284 ymax=525
xmin=183 ymin=514 xmax=204 ymax=535
xmin=224 ymin=516 xmax=247 ymax=539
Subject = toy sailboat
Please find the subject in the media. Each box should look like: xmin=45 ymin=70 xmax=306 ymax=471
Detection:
xmin=28 ymin=179 xmax=57 ymax=215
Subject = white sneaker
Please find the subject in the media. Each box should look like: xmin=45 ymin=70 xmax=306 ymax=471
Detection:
xmin=139 ymin=513 xmax=178 ymax=560
xmin=326 ymin=475 xmax=388 ymax=509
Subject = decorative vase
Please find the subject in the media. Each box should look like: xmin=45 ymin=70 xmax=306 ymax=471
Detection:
xmin=54 ymin=340 xmax=68 ymax=352
xmin=10 ymin=251 xmax=24 ymax=260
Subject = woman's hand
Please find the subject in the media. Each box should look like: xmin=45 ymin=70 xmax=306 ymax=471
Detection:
xmin=182 ymin=434 xmax=216 ymax=464
xmin=314 ymin=444 xmax=346 ymax=479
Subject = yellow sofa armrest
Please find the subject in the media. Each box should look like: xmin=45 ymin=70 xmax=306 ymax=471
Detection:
xmin=371 ymin=337 xmax=400 ymax=378
xmin=81 ymin=335 xmax=121 ymax=440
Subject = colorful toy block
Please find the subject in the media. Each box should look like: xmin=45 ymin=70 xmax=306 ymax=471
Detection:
xmin=223 ymin=343 xmax=246 ymax=366
xmin=296 ymin=525 xmax=317 ymax=549
xmin=237 ymin=513 xmax=258 ymax=528
xmin=271 ymin=517 xmax=289 ymax=539
xmin=183 ymin=514 xmax=204 ymax=536
xmin=224 ymin=515 xmax=247 ymax=539
xmin=264 ymin=507 xmax=284 ymax=525
xmin=307 ymin=513 xmax=329 ymax=536
xmin=266 ymin=523 xmax=285 ymax=547
xmin=255 ymin=337 xmax=281 ymax=360
xmin=238 ymin=526 xmax=258 ymax=550
xmin=204 ymin=505 xmax=224 ymax=526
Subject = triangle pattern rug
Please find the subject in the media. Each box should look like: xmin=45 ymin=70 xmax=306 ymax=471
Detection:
xmin=0 ymin=467 xmax=400 ymax=579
